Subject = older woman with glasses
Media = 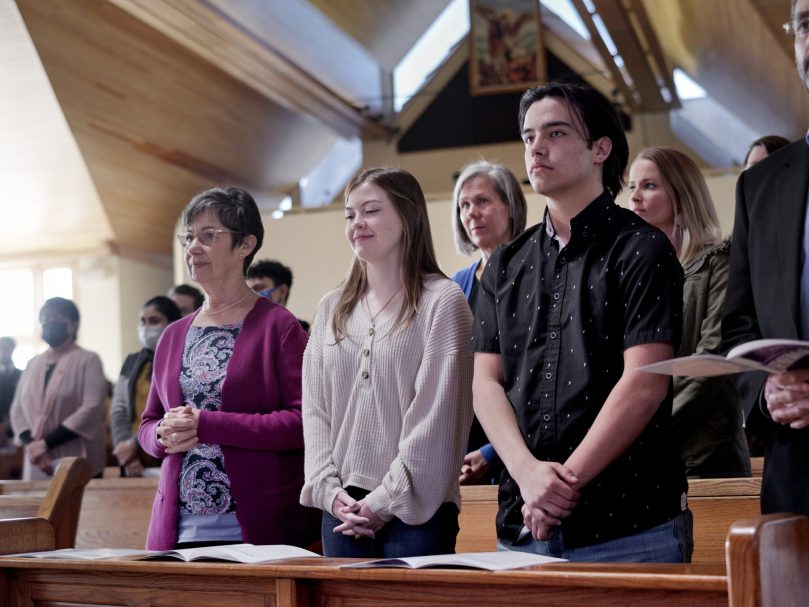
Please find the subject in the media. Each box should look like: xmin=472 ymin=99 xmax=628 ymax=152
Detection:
xmin=138 ymin=187 xmax=319 ymax=550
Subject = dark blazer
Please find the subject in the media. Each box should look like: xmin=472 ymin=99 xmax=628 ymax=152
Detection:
xmin=722 ymin=139 xmax=809 ymax=515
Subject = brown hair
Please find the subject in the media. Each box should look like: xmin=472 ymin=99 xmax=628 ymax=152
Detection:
xmin=634 ymin=147 xmax=722 ymax=265
xmin=332 ymin=168 xmax=444 ymax=341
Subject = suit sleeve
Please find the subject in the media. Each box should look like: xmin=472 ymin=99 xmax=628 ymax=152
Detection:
xmin=722 ymin=169 xmax=768 ymax=418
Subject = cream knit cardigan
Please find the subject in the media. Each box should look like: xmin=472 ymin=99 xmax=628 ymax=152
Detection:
xmin=300 ymin=276 xmax=473 ymax=525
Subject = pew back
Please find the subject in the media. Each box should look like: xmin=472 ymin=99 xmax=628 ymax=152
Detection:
xmin=726 ymin=513 xmax=809 ymax=607
xmin=0 ymin=457 xmax=91 ymax=553
xmin=458 ymin=478 xmax=761 ymax=562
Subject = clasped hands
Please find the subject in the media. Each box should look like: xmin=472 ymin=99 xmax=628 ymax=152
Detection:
xmin=517 ymin=459 xmax=579 ymax=541
xmin=112 ymin=438 xmax=144 ymax=477
xmin=764 ymin=368 xmax=809 ymax=429
xmin=459 ymin=449 xmax=490 ymax=485
xmin=156 ymin=405 xmax=199 ymax=453
xmin=331 ymin=491 xmax=385 ymax=539
xmin=25 ymin=438 xmax=53 ymax=475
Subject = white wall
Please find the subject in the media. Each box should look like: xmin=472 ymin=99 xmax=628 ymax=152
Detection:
xmin=76 ymin=251 xmax=173 ymax=380
xmin=257 ymin=167 xmax=739 ymax=323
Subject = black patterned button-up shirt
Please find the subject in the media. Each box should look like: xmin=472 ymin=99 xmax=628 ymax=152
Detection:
xmin=471 ymin=192 xmax=687 ymax=549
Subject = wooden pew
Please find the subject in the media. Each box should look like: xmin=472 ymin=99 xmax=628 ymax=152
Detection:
xmin=0 ymin=556 xmax=729 ymax=607
xmin=458 ymin=478 xmax=762 ymax=562
xmin=74 ymin=475 xmax=156 ymax=549
xmin=726 ymin=513 xmax=809 ymax=607
xmin=0 ymin=468 xmax=157 ymax=550
xmin=0 ymin=470 xmax=763 ymax=559
xmin=0 ymin=457 xmax=91 ymax=553
xmin=688 ymin=477 xmax=761 ymax=562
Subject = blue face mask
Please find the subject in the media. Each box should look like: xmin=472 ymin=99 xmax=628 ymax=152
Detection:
xmin=258 ymin=286 xmax=278 ymax=300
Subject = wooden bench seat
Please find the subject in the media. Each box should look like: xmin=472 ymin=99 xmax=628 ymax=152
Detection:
xmin=0 ymin=469 xmax=764 ymax=559
xmin=0 ymin=457 xmax=92 ymax=553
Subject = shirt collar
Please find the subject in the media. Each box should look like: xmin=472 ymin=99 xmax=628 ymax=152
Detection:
xmin=542 ymin=191 xmax=616 ymax=243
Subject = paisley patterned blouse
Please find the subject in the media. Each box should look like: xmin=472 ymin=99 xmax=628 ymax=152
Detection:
xmin=177 ymin=322 xmax=242 ymax=515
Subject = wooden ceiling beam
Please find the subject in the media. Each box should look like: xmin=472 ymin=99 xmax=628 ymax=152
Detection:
xmin=569 ymin=0 xmax=638 ymax=112
xmin=591 ymin=0 xmax=668 ymax=112
xmin=625 ymin=0 xmax=680 ymax=109
xmin=109 ymin=0 xmax=392 ymax=140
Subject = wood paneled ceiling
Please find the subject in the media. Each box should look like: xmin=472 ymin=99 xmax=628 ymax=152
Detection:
xmin=2 ymin=0 xmax=808 ymax=260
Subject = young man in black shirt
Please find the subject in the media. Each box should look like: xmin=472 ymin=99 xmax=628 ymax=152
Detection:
xmin=471 ymin=81 xmax=691 ymax=561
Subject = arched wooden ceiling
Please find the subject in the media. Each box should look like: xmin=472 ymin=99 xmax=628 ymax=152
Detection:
xmin=2 ymin=0 xmax=807 ymax=260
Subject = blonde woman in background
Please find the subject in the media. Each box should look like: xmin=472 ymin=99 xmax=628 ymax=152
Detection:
xmin=628 ymin=147 xmax=750 ymax=477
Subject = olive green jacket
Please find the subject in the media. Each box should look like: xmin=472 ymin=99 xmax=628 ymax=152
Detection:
xmin=672 ymin=241 xmax=751 ymax=478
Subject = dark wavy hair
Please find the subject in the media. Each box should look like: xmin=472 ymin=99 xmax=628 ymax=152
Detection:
xmin=143 ymin=295 xmax=182 ymax=324
xmin=518 ymin=81 xmax=629 ymax=199
xmin=247 ymin=259 xmax=293 ymax=289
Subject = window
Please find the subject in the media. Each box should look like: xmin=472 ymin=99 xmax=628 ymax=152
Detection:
xmin=0 ymin=264 xmax=74 ymax=369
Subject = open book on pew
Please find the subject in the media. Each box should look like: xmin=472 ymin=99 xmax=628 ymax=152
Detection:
xmin=342 ymin=551 xmax=565 ymax=571
xmin=638 ymin=338 xmax=809 ymax=377
xmin=3 ymin=544 xmax=320 ymax=563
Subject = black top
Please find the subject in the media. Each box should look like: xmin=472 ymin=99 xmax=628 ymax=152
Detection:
xmin=471 ymin=192 xmax=687 ymax=548
xmin=0 ymin=363 xmax=20 ymax=423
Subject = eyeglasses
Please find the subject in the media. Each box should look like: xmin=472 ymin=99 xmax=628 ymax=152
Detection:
xmin=784 ymin=15 xmax=809 ymax=38
xmin=177 ymin=228 xmax=242 ymax=247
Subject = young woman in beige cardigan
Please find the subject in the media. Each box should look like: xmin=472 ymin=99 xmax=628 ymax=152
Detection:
xmin=301 ymin=168 xmax=473 ymax=557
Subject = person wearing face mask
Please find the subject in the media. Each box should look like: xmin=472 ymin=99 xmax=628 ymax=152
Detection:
xmin=246 ymin=260 xmax=311 ymax=332
xmin=10 ymin=297 xmax=107 ymax=480
xmin=110 ymin=296 xmax=181 ymax=477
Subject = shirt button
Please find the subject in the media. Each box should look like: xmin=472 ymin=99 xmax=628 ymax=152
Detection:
xmin=361 ymin=371 xmax=369 ymax=380
xmin=363 ymin=349 xmax=370 ymax=357
xmin=550 ymin=332 xmax=557 ymax=339
xmin=543 ymin=414 xmax=550 ymax=422
xmin=553 ymin=293 xmax=560 ymax=300
xmin=559 ymin=258 xmax=566 ymax=265
xmin=368 ymin=328 xmax=375 ymax=336
xmin=545 ymin=372 xmax=552 ymax=379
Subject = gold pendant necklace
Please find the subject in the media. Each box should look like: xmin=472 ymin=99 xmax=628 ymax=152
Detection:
xmin=363 ymin=286 xmax=402 ymax=327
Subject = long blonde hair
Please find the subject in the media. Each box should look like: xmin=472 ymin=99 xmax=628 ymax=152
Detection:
xmin=332 ymin=168 xmax=444 ymax=341
xmin=634 ymin=147 xmax=722 ymax=265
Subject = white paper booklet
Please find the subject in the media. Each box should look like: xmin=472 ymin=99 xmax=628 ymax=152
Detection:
xmin=4 ymin=544 xmax=319 ymax=564
xmin=638 ymin=339 xmax=809 ymax=377
xmin=2 ymin=548 xmax=157 ymax=561
xmin=341 ymin=551 xmax=566 ymax=571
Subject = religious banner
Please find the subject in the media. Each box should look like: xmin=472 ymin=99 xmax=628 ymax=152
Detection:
xmin=469 ymin=0 xmax=546 ymax=95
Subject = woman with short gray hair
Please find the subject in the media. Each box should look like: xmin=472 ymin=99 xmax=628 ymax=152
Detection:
xmin=138 ymin=186 xmax=319 ymax=550
xmin=451 ymin=161 xmax=527 ymax=485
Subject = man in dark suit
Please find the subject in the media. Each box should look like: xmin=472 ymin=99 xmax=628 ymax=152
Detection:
xmin=722 ymin=0 xmax=809 ymax=516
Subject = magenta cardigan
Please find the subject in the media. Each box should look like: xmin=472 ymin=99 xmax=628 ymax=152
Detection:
xmin=138 ymin=297 xmax=320 ymax=550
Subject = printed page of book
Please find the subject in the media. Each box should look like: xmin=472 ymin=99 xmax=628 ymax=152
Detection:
xmin=1 ymin=548 xmax=156 ymax=560
xmin=640 ymin=338 xmax=809 ymax=377
xmin=153 ymin=544 xmax=320 ymax=563
xmin=638 ymin=354 xmax=764 ymax=377
xmin=342 ymin=551 xmax=565 ymax=570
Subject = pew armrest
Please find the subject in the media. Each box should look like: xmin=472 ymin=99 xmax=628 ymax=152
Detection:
xmin=0 ymin=517 xmax=56 ymax=555
xmin=726 ymin=513 xmax=809 ymax=607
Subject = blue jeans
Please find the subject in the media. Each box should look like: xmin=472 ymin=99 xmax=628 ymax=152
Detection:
xmin=321 ymin=502 xmax=459 ymax=558
xmin=498 ymin=509 xmax=693 ymax=563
